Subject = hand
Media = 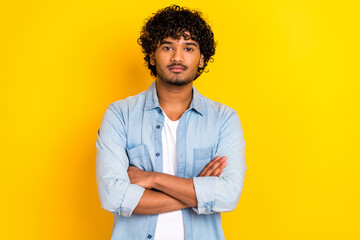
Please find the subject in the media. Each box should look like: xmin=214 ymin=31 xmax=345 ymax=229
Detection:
xmin=127 ymin=166 xmax=154 ymax=189
xmin=198 ymin=156 xmax=227 ymax=177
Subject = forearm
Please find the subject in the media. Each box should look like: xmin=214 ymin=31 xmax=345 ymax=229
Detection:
xmin=133 ymin=189 xmax=189 ymax=215
xmin=151 ymin=172 xmax=197 ymax=208
xmin=128 ymin=158 xmax=227 ymax=210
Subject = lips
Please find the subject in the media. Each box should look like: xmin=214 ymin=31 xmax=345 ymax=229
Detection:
xmin=168 ymin=66 xmax=186 ymax=73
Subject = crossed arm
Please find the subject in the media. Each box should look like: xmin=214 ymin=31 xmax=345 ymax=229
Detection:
xmin=97 ymin=105 xmax=246 ymax=216
xmin=129 ymin=156 xmax=227 ymax=215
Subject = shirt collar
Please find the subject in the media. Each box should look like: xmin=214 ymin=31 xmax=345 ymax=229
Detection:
xmin=144 ymin=81 xmax=204 ymax=116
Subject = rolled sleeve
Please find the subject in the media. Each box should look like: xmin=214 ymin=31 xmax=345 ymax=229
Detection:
xmin=192 ymin=108 xmax=247 ymax=214
xmin=192 ymin=176 xmax=216 ymax=214
xmin=96 ymin=103 xmax=144 ymax=217
xmin=117 ymin=184 xmax=145 ymax=216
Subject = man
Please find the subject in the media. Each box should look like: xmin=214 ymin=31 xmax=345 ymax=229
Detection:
xmin=96 ymin=5 xmax=246 ymax=240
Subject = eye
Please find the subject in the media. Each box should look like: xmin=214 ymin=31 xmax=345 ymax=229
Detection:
xmin=163 ymin=46 xmax=172 ymax=51
xmin=185 ymin=47 xmax=194 ymax=52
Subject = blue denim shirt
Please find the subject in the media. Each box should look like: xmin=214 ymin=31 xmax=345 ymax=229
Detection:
xmin=96 ymin=81 xmax=246 ymax=240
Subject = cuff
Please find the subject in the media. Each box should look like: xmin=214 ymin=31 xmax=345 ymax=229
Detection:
xmin=192 ymin=176 xmax=216 ymax=214
xmin=117 ymin=184 xmax=145 ymax=217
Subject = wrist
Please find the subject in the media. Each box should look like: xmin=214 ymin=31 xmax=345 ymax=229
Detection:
xmin=149 ymin=171 xmax=160 ymax=189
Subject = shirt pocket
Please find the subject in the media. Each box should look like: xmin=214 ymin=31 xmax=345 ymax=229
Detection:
xmin=192 ymin=146 xmax=215 ymax=177
xmin=126 ymin=145 xmax=153 ymax=171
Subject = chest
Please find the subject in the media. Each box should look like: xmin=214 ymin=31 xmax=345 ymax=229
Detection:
xmin=125 ymin=109 xmax=220 ymax=178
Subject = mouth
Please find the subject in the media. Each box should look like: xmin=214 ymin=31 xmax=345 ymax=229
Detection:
xmin=169 ymin=67 xmax=185 ymax=73
xmin=168 ymin=65 xmax=187 ymax=73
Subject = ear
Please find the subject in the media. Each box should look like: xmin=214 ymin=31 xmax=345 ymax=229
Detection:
xmin=149 ymin=52 xmax=156 ymax=66
xmin=198 ymin=54 xmax=204 ymax=68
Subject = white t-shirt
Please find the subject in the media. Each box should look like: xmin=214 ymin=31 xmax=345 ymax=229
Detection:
xmin=154 ymin=113 xmax=185 ymax=240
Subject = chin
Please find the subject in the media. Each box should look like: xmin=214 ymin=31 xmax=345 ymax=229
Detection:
xmin=166 ymin=79 xmax=193 ymax=86
xmin=158 ymin=75 xmax=194 ymax=86
xmin=171 ymin=81 xmax=192 ymax=86
xmin=168 ymin=74 xmax=197 ymax=84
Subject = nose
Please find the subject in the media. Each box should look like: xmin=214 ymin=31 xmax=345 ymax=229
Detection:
xmin=170 ymin=47 xmax=183 ymax=63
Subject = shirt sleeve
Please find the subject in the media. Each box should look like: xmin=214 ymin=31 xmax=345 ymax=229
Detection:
xmin=96 ymin=103 xmax=145 ymax=217
xmin=192 ymin=109 xmax=246 ymax=214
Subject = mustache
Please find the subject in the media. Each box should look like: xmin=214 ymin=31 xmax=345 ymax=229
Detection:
xmin=167 ymin=63 xmax=187 ymax=69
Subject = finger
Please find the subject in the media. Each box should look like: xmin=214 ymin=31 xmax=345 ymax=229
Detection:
xmin=201 ymin=157 xmax=225 ymax=176
xmin=202 ymin=156 xmax=227 ymax=176
xmin=208 ymin=160 xmax=227 ymax=177
xmin=198 ymin=156 xmax=221 ymax=176
xmin=209 ymin=161 xmax=227 ymax=177
xmin=206 ymin=156 xmax=227 ymax=176
xmin=198 ymin=156 xmax=220 ymax=176
xmin=216 ymin=170 xmax=224 ymax=177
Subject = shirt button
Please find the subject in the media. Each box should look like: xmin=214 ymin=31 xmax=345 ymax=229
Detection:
xmin=147 ymin=234 xmax=152 ymax=239
xmin=156 ymin=125 xmax=161 ymax=129
xmin=156 ymin=152 xmax=160 ymax=157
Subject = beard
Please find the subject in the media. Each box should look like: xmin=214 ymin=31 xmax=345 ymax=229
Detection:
xmin=158 ymin=75 xmax=194 ymax=86
xmin=156 ymin=64 xmax=198 ymax=86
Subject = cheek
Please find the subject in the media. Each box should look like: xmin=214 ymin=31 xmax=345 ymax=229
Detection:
xmin=190 ymin=58 xmax=201 ymax=69
xmin=155 ymin=55 xmax=170 ymax=67
xmin=191 ymin=55 xmax=201 ymax=65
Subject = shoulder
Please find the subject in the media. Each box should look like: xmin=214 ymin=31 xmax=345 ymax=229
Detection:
xmin=108 ymin=90 xmax=147 ymax=113
xmin=200 ymin=95 xmax=239 ymax=120
xmin=200 ymin=95 xmax=244 ymax=146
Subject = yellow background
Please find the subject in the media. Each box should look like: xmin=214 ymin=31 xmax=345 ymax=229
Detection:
xmin=1 ymin=0 xmax=359 ymax=239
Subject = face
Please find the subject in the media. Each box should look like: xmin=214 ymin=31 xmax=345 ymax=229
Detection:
xmin=149 ymin=35 xmax=204 ymax=86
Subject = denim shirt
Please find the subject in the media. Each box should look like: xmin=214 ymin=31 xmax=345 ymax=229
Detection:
xmin=96 ymin=81 xmax=247 ymax=240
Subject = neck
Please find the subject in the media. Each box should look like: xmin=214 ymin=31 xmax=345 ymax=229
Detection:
xmin=155 ymin=79 xmax=193 ymax=120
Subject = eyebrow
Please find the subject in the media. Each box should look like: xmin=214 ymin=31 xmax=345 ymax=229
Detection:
xmin=160 ymin=40 xmax=173 ymax=45
xmin=185 ymin=42 xmax=199 ymax=47
xmin=159 ymin=40 xmax=199 ymax=48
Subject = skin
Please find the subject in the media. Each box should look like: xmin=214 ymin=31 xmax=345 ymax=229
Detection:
xmin=150 ymin=35 xmax=204 ymax=120
xmin=130 ymin=34 xmax=227 ymax=214
xmin=131 ymin=156 xmax=227 ymax=214
xmin=150 ymin=35 xmax=204 ymax=87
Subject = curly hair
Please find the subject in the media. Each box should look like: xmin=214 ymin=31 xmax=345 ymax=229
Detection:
xmin=137 ymin=5 xmax=216 ymax=80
